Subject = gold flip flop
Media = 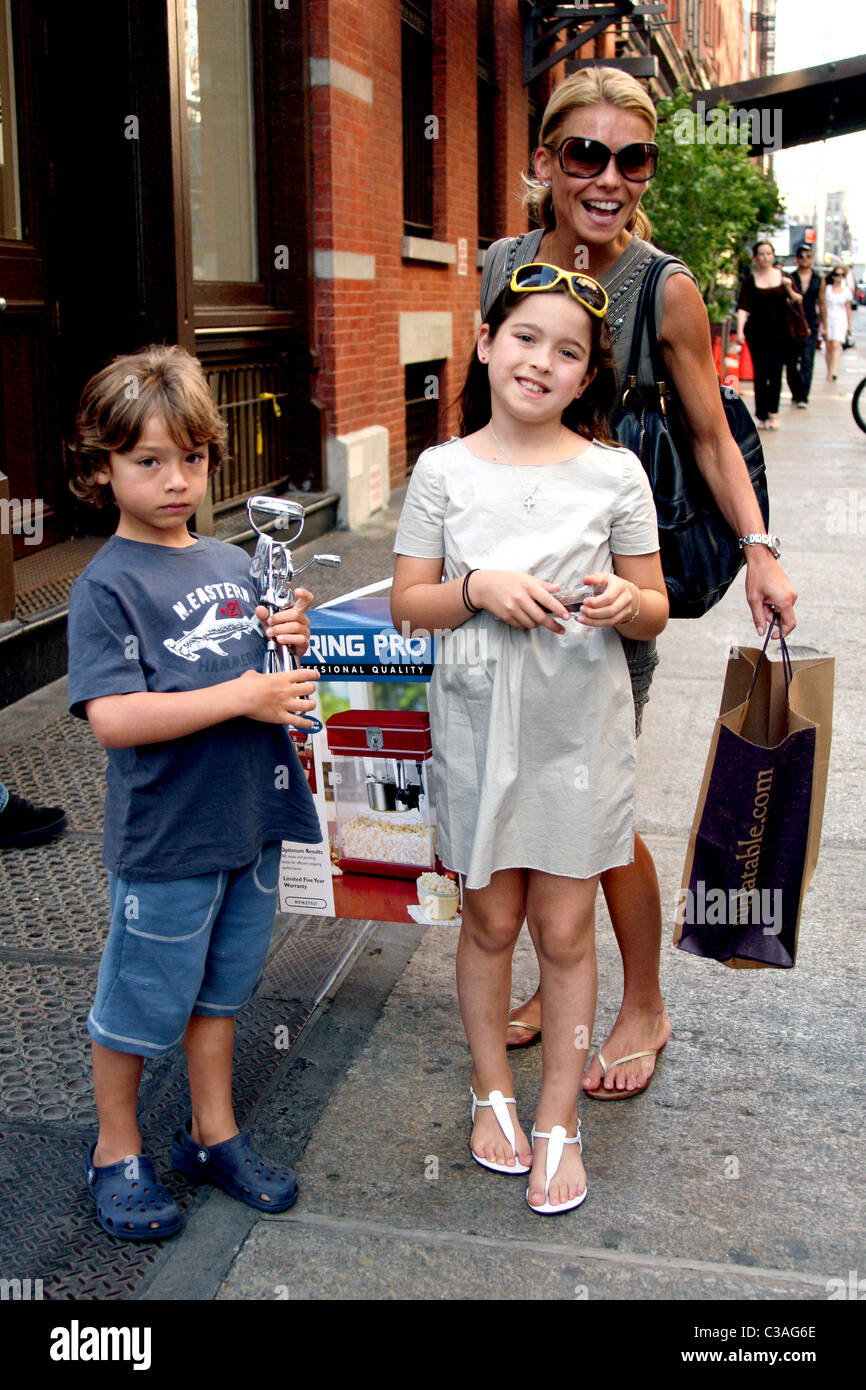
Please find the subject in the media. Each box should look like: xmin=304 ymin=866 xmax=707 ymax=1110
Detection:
xmin=584 ymin=1043 xmax=667 ymax=1101
xmin=506 ymin=1017 xmax=541 ymax=1050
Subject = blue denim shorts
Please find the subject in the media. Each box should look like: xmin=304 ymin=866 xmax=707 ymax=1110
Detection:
xmin=620 ymin=635 xmax=660 ymax=738
xmin=88 ymin=843 xmax=282 ymax=1058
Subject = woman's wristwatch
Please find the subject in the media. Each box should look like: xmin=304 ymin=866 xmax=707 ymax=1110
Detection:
xmin=738 ymin=533 xmax=781 ymax=559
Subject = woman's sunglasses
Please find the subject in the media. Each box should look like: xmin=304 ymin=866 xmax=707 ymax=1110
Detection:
xmin=509 ymin=263 xmax=609 ymax=318
xmin=548 ymin=137 xmax=659 ymax=183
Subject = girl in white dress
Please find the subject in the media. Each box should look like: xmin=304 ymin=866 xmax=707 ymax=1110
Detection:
xmin=392 ymin=266 xmax=668 ymax=1214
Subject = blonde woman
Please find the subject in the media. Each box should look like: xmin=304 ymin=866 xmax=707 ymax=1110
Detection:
xmin=481 ymin=68 xmax=797 ymax=1099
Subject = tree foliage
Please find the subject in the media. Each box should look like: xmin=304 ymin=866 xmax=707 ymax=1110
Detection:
xmin=642 ymin=88 xmax=785 ymax=320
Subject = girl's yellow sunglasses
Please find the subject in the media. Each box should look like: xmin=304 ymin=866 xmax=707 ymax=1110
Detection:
xmin=509 ymin=263 xmax=609 ymax=319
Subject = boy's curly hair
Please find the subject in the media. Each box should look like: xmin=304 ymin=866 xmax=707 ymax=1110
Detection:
xmin=68 ymin=344 xmax=228 ymax=508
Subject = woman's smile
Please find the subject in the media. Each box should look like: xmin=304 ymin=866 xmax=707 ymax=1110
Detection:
xmin=534 ymin=104 xmax=654 ymax=266
xmin=580 ymin=198 xmax=624 ymax=225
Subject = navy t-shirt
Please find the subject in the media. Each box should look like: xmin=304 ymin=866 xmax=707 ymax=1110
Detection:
xmin=67 ymin=534 xmax=322 ymax=881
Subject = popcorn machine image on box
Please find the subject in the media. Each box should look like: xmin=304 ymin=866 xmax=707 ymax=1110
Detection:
xmin=277 ymin=581 xmax=459 ymax=924
xmin=327 ymin=710 xmax=435 ymax=878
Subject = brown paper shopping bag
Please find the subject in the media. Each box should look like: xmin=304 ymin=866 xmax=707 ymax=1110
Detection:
xmin=674 ymin=620 xmax=834 ymax=968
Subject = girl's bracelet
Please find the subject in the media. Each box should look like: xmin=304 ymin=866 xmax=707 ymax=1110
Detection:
xmin=624 ymin=585 xmax=641 ymax=625
xmin=462 ymin=569 xmax=481 ymax=615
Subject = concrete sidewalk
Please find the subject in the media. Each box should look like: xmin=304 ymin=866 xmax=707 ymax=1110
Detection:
xmin=1 ymin=332 xmax=864 ymax=1308
xmin=208 ymin=336 xmax=866 ymax=1302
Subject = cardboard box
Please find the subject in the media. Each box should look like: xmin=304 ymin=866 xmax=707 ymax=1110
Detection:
xmin=279 ymin=581 xmax=458 ymax=925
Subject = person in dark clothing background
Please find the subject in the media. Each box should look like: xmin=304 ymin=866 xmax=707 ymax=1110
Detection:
xmin=785 ymin=243 xmax=826 ymax=409
xmin=734 ymin=241 xmax=803 ymax=430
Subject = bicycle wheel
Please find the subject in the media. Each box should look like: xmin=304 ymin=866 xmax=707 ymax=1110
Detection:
xmin=854 ymin=377 xmax=866 ymax=435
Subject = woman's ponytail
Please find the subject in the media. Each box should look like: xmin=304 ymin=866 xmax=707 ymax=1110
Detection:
xmin=628 ymin=206 xmax=653 ymax=241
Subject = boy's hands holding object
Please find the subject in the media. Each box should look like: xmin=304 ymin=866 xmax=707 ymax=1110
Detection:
xmin=247 ymin=584 xmax=318 ymax=727
xmin=255 ymin=585 xmax=313 ymax=658
xmin=239 ymin=667 xmax=320 ymax=728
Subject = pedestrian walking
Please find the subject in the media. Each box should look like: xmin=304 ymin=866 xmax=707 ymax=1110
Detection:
xmin=392 ymin=265 xmax=669 ymax=1213
xmin=734 ymin=242 xmax=803 ymax=429
xmin=478 ymin=67 xmax=797 ymax=1097
xmin=824 ymin=267 xmax=853 ymax=380
xmin=785 ymin=243 xmax=826 ymax=408
xmin=66 ymin=345 xmax=322 ymax=1241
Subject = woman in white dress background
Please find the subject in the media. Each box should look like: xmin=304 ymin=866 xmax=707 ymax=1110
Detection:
xmin=392 ymin=266 xmax=668 ymax=1215
xmin=824 ymin=267 xmax=853 ymax=381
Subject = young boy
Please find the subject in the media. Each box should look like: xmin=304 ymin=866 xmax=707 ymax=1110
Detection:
xmin=67 ymin=345 xmax=322 ymax=1240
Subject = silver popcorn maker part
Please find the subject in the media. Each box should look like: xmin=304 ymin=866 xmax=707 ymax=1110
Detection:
xmin=246 ymin=495 xmax=340 ymax=674
xmin=364 ymin=755 xmax=424 ymax=813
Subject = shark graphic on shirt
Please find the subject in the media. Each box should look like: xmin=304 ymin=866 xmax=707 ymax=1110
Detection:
xmin=164 ymin=603 xmax=264 ymax=663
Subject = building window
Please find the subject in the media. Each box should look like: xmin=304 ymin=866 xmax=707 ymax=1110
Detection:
xmin=405 ymin=361 xmax=442 ymax=472
xmin=402 ymin=0 xmax=434 ymax=238
xmin=477 ymin=0 xmax=496 ymax=248
xmin=184 ymin=0 xmax=258 ymax=282
xmin=0 ymin=0 xmax=22 ymax=240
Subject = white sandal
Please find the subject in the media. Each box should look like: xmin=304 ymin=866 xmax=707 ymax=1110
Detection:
xmin=525 ymin=1121 xmax=587 ymax=1214
xmin=469 ymin=1087 xmax=531 ymax=1175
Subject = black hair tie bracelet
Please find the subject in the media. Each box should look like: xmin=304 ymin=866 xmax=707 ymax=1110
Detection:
xmin=462 ymin=569 xmax=481 ymax=615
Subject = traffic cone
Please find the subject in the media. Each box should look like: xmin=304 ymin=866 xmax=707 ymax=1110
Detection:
xmin=738 ymin=339 xmax=754 ymax=383
xmin=723 ymin=342 xmax=741 ymax=391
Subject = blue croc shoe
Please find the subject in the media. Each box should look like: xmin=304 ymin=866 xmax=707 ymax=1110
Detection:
xmin=170 ymin=1120 xmax=299 ymax=1212
xmin=85 ymin=1144 xmax=182 ymax=1241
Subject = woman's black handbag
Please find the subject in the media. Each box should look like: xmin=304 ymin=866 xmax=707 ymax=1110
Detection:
xmin=612 ymin=254 xmax=770 ymax=619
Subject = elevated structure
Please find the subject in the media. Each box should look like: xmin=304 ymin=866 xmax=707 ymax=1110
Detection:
xmin=695 ymin=55 xmax=866 ymax=153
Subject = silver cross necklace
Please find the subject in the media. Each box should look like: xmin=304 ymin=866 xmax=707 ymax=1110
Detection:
xmin=488 ymin=423 xmax=564 ymax=512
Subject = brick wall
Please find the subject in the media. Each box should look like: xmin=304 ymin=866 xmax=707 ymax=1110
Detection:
xmin=666 ymin=1 xmax=746 ymax=86
xmin=309 ymin=1 xmax=751 ymax=502
xmin=309 ymin=0 xmax=530 ymax=491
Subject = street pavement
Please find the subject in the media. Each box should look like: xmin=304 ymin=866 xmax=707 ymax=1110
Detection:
xmin=1 ymin=326 xmax=864 ymax=1316
xmin=211 ymin=330 xmax=866 ymax=1304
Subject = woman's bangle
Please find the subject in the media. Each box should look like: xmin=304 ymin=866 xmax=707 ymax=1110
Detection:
xmin=624 ymin=585 xmax=641 ymax=625
xmin=462 ymin=569 xmax=481 ymax=615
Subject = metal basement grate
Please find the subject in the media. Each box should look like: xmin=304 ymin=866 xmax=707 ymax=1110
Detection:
xmin=0 ymin=960 xmax=99 ymax=1127
xmin=0 ymin=1128 xmax=175 ymax=1300
xmin=258 ymin=914 xmax=365 ymax=1003
xmin=0 ymin=854 xmax=365 ymax=1292
xmin=0 ymin=715 xmax=107 ymax=831
xmin=11 ymin=536 xmax=106 ymax=622
xmin=13 ymin=575 xmax=79 ymax=621
xmin=0 ymin=839 xmax=108 ymax=956
xmin=0 ymin=997 xmax=311 ymax=1299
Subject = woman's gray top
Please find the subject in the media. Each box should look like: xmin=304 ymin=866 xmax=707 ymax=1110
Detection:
xmin=480 ymin=230 xmax=697 ymax=393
